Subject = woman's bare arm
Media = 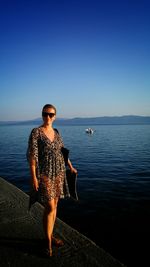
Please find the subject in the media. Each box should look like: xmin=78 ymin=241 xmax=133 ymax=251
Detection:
xmin=29 ymin=158 xmax=39 ymax=191
xmin=68 ymin=159 xmax=77 ymax=174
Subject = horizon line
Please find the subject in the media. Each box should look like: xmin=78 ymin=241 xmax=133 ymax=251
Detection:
xmin=0 ymin=114 xmax=150 ymax=123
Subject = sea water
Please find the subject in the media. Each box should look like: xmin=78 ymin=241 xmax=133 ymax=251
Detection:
xmin=0 ymin=124 xmax=150 ymax=266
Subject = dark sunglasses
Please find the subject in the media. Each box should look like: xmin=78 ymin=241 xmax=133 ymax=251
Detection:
xmin=42 ymin=112 xmax=55 ymax=118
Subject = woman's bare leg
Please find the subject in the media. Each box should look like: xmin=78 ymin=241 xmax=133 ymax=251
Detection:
xmin=53 ymin=198 xmax=58 ymax=225
xmin=43 ymin=198 xmax=58 ymax=255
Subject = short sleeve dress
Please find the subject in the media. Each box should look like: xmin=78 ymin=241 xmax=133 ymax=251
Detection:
xmin=27 ymin=127 xmax=70 ymax=203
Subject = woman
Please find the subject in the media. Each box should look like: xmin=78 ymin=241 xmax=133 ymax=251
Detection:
xmin=27 ymin=104 xmax=77 ymax=256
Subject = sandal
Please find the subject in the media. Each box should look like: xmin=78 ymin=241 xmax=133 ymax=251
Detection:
xmin=52 ymin=236 xmax=64 ymax=247
xmin=45 ymin=248 xmax=52 ymax=257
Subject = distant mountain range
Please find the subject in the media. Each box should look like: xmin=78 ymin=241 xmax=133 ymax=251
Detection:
xmin=0 ymin=115 xmax=150 ymax=126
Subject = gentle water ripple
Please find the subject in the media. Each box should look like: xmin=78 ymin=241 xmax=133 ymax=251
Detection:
xmin=0 ymin=124 xmax=150 ymax=266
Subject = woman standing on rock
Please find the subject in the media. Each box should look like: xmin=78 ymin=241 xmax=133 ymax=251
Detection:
xmin=27 ymin=104 xmax=77 ymax=256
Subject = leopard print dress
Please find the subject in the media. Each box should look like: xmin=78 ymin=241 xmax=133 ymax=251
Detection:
xmin=27 ymin=127 xmax=70 ymax=203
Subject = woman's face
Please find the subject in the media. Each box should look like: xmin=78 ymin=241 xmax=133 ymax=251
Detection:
xmin=42 ymin=107 xmax=56 ymax=125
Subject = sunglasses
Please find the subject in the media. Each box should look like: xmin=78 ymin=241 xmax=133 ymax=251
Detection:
xmin=42 ymin=112 xmax=55 ymax=118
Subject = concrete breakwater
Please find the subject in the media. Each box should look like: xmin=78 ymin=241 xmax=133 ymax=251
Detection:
xmin=0 ymin=177 xmax=125 ymax=267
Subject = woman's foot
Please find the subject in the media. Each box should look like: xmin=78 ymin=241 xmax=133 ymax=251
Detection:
xmin=45 ymin=238 xmax=52 ymax=257
xmin=45 ymin=248 xmax=52 ymax=257
xmin=52 ymin=235 xmax=64 ymax=247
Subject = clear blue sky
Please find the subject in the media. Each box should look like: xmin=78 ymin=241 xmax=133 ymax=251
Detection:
xmin=0 ymin=0 xmax=150 ymax=121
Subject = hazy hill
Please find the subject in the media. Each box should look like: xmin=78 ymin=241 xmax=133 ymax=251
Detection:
xmin=0 ymin=115 xmax=150 ymax=126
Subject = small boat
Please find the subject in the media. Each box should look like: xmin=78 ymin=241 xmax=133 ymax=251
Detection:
xmin=85 ymin=128 xmax=94 ymax=134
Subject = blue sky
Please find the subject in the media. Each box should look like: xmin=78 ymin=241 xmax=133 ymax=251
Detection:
xmin=0 ymin=0 xmax=150 ymax=121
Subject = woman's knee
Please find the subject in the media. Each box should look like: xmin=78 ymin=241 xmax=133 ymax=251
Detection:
xmin=45 ymin=199 xmax=57 ymax=214
xmin=54 ymin=197 xmax=59 ymax=207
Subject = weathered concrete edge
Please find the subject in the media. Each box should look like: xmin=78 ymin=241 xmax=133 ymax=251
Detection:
xmin=0 ymin=177 xmax=126 ymax=267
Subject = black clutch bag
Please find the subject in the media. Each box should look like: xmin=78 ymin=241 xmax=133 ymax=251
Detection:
xmin=61 ymin=147 xmax=69 ymax=165
xmin=66 ymin=169 xmax=78 ymax=201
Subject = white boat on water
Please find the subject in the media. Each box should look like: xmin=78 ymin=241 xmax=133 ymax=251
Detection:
xmin=85 ymin=128 xmax=94 ymax=134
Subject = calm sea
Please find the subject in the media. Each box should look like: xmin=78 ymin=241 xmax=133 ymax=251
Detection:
xmin=0 ymin=124 xmax=150 ymax=266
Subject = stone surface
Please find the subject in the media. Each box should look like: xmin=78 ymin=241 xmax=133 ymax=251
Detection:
xmin=0 ymin=177 xmax=125 ymax=267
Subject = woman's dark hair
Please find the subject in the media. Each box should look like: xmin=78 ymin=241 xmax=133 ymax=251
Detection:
xmin=42 ymin=104 xmax=57 ymax=114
